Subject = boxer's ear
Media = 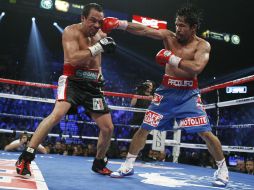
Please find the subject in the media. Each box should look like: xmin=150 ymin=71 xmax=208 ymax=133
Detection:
xmin=81 ymin=16 xmax=85 ymax=22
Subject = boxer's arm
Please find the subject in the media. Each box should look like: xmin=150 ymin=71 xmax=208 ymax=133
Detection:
xmin=62 ymin=27 xmax=92 ymax=66
xmin=102 ymin=17 xmax=172 ymax=40
xmin=126 ymin=23 xmax=172 ymax=40
xmin=178 ymin=41 xmax=211 ymax=75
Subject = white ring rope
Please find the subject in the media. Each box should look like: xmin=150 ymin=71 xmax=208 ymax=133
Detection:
xmin=0 ymin=113 xmax=140 ymax=128
xmin=1 ymin=113 xmax=254 ymax=129
xmin=0 ymin=93 xmax=146 ymax=113
xmin=0 ymin=93 xmax=254 ymax=111
xmin=0 ymin=128 xmax=253 ymax=153
xmin=204 ymin=96 xmax=254 ymax=109
xmin=1 ymin=93 xmax=254 ymax=153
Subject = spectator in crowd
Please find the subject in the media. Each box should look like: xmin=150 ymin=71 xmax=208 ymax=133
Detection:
xmin=130 ymin=80 xmax=155 ymax=161
xmin=51 ymin=141 xmax=64 ymax=155
xmin=87 ymin=143 xmax=96 ymax=157
xmin=235 ymin=159 xmax=246 ymax=173
xmin=119 ymin=145 xmax=128 ymax=159
xmin=4 ymin=133 xmax=47 ymax=154
xmin=245 ymin=159 xmax=254 ymax=175
xmin=157 ymin=151 xmax=166 ymax=162
xmin=130 ymin=80 xmax=155 ymax=128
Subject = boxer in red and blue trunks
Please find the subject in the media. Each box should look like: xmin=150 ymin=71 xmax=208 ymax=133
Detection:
xmin=103 ymin=5 xmax=229 ymax=187
xmin=142 ymin=74 xmax=211 ymax=133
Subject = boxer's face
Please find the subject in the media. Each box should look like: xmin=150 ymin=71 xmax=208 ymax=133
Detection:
xmin=175 ymin=16 xmax=196 ymax=44
xmin=81 ymin=8 xmax=104 ymax=37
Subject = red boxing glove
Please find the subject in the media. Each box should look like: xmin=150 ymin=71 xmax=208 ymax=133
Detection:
xmin=102 ymin=17 xmax=128 ymax=33
xmin=155 ymin=49 xmax=182 ymax=67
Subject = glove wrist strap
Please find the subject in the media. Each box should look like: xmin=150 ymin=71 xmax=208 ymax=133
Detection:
xmin=118 ymin=20 xmax=128 ymax=30
xmin=169 ymin=54 xmax=182 ymax=68
xmin=88 ymin=43 xmax=104 ymax=56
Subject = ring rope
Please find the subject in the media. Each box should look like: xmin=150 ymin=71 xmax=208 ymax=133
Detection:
xmin=1 ymin=74 xmax=254 ymax=100
xmin=0 ymin=78 xmax=152 ymax=100
xmin=1 ymin=78 xmax=254 ymax=153
xmin=1 ymin=112 xmax=254 ymax=129
xmin=0 ymin=93 xmax=146 ymax=112
xmin=0 ymin=113 xmax=140 ymax=128
xmin=0 ymin=78 xmax=57 ymax=89
xmin=200 ymin=74 xmax=254 ymax=93
xmin=0 ymin=93 xmax=253 ymax=111
xmin=0 ymin=128 xmax=253 ymax=153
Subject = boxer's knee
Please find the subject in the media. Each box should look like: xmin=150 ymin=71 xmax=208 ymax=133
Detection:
xmin=100 ymin=123 xmax=114 ymax=134
xmin=135 ymin=128 xmax=150 ymax=138
xmin=198 ymin=131 xmax=213 ymax=140
xmin=199 ymin=131 xmax=221 ymax=145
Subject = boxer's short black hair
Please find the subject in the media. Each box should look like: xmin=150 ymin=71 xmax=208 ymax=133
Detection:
xmin=176 ymin=5 xmax=202 ymax=29
xmin=82 ymin=3 xmax=103 ymax=18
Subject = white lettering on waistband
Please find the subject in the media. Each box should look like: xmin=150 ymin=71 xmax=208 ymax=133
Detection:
xmin=168 ymin=79 xmax=193 ymax=87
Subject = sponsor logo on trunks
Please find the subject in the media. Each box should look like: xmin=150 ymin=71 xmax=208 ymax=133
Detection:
xmin=93 ymin=98 xmax=104 ymax=110
xmin=143 ymin=110 xmax=163 ymax=127
xmin=76 ymin=70 xmax=98 ymax=80
xmin=179 ymin=115 xmax=208 ymax=127
xmin=152 ymin=93 xmax=163 ymax=106
xmin=168 ymin=79 xmax=193 ymax=87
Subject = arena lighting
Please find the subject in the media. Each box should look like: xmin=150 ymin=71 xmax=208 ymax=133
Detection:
xmin=0 ymin=12 xmax=5 ymax=21
xmin=40 ymin=0 xmax=54 ymax=10
xmin=26 ymin=19 xmax=48 ymax=81
xmin=55 ymin=0 xmax=70 ymax=12
xmin=9 ymin=0 xmax=17 ymax=3
xmin=32 ymin=17 xmax=36 ymax=21
xmin=202 ymin=30 xmax=240 ymax=45
xmin=231 ymin=35 xmax=240 ymax=45
xmin=53 ymin=22 xmax=64 ymax=33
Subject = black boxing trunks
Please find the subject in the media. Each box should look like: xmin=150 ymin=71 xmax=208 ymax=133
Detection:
xmin=57 ymin=64 xmax=109 ymax=114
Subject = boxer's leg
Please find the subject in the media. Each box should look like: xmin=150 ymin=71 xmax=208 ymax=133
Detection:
xmin=90 ymin=112 xmax=114 ymax=175
xmin=16 ymin=101 xmax=71 ymax=176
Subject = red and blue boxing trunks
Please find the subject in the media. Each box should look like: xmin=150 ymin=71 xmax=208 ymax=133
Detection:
xmin=141 ymin=74 xmax=212 ymax=133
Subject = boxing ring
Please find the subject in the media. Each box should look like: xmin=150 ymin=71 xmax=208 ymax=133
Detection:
xmin=0 ymin=76 xmax=254 ymax=190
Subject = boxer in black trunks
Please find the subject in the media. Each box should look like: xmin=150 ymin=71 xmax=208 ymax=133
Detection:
xmin=16 ymin=3 xmax=116 ymax=176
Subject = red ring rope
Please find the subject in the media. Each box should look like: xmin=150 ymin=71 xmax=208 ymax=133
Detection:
xmin=0 ymin=75 xmax=254 ymax=100
xmin=200 ymin=75 xmax=254 ymax=93
xmin=0 ymin=78 xmax=152 ymax=100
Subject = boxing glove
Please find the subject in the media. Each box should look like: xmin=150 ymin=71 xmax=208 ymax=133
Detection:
xmin=102 ymin=17 xmax=128 ymax=33
xmin=88 ymin=37 xmax=116 ymax=56
xmin=155 ymin=49 xmax=182 ymax=67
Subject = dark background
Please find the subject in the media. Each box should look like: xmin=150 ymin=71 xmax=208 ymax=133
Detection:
xmin=0 ymin=0 xmax=253 ymax=91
